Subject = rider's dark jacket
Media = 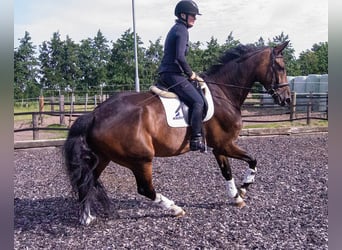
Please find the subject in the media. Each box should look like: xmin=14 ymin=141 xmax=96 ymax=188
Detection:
xmin=158 ymin=20 xmax=193 ymax=77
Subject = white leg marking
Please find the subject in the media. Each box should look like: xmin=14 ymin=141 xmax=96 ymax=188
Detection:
xmin=80 ymin=203 xmax=96 ymax=225
xmin=239 ymin=187 xmax=247 ymax=196
xmin=235 ymin=195 xmax=244 ymax=204
xmin=154 ymin=193 xmax=174 ymax=208
xmin=243 ymin=167 xmax=257 ymax=184
xmin=227 ymin=178 xmax=245 ymax=207
xmin=226 ymin=178 xmax=238 ymax=198
xmin=154 ymin=193 xmax=185 ymax=217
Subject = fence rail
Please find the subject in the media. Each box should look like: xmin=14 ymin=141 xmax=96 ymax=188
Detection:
xmin=14 ymin=92 xmax=328 ymax=140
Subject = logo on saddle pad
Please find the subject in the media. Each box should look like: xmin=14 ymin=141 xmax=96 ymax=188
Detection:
xmin=150 ymin=83 xmax=214 ymax=128
xmin=173 ymin=105 xmax=184 ymax=120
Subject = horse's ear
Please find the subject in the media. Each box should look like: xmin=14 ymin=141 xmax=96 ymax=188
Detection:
xmin=273 ymin=40 xmax=290 ymax=55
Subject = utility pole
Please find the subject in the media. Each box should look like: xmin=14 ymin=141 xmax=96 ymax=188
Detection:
xmin=132 ymin=0 xmax=140 ymax=92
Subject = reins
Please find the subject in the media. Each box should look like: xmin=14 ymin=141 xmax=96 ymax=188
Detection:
xmin=141 ymin=45 xmax=289 ymax=106
xmin=204 ymin=80 xmax=253 ymax=91
xmin=205 ymin=47 xmax=289 ymax=94
xmin=136 ymin=79 xmax=192 ymax=106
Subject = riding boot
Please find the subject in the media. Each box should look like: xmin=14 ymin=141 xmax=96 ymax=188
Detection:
xmin=190 ymin=133 xmax=205 ymax=152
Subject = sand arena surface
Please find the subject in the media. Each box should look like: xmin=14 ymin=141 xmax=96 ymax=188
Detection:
xmin=14 ymin=134 xmax=328 ymax=249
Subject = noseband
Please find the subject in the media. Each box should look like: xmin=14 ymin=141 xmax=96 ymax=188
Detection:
xmin=267 ymin=49 xmax=289 ymax=101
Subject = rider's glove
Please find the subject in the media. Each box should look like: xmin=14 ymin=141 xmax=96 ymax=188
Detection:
xmin=190 ymin=71 xmax=204 ymax=82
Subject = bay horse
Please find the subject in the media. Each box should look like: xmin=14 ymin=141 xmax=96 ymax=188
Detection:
xmin=64 ymin=41 xmax=291 ymax=225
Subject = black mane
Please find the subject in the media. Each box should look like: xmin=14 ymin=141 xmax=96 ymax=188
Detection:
xmin=206 ymin=44 xmax=265 ymax=75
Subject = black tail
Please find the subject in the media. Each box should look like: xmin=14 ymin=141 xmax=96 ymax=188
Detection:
xmin=63 ymin=113 xmax=109 ymax=215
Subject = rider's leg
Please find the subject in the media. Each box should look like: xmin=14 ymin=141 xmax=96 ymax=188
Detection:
xmin=159 ymin=73 xmax=205 ymax=151
xmin=189 ymin=102 xmax=205 ymax=151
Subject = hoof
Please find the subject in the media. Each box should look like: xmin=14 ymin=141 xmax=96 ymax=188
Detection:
xmin=170 ymin=204 xmax=185 ymax=217
xmin=80 ymin=213 xmax=96 ymax=225
xmin=236 ymin=200 xmax=246 ymax=209
xmin=175 ymin=210 xmax=186 ymax=217
xmin=239 ymin=188 xmax=247 ymax=198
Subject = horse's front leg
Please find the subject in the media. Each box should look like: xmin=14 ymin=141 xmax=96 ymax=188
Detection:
xmin=213 ymin=152 xmax=246 ymax=208
xmin=214 ymin=142 xmax=258 ymax=198
xmin=239 ymin=158 xmax=257 ymax=198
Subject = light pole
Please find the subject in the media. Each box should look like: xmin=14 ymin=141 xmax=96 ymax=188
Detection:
xmin=132 ymin=0 xmax=140 ymax=92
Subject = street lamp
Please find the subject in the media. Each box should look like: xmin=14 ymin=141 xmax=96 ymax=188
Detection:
xmin=132 ymin=0 xmax=140 ymax=92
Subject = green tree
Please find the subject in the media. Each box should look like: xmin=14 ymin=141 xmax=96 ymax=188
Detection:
xmin=14 ymin=28 xmax=329 ymax=99
xmin=107 ymin=29 xmax=142 ymax=91
xmin=221 ymin=31 xmax=240 ymax=51
xmin=140 ymin=38 xmax=163 ymax=88
xmin=187 ymin=41 xmax=204 ymax=73
xmin=78 ymin=38 xmax=94 ymax=93
xmin=297 ymin=42 xmax=328 ymax=75
xmin=255 ymin=36 xmax=266 ymax=47
xmin=202 ymin=36 xmax=222 ymax=71
xmin=61 ymin=36 xmax=81 ymax=92
xmin=298 ymin=50 xmax=319 ymax=75
xmin=14 ymin=31 xmax=40 ymax=100
xmin=39 ymin=32 xmax=65 ymax=92
xmin=77 ymin=31 xmax=110 ymax=94
xmin=269 ymin=32 xmax=300 ymax=76
xmin=39 ymin=41 xmax=51 ymax=91
xmin=312 ymin=42 xmax=328 ymax=74
xmin=92 ymin=30 xmax=110 ymax=91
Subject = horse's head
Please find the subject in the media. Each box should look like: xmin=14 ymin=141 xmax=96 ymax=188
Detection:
xmin=205 ymin=42 xmax=292 ymax=106
xmin=258 ymin=41 xmax=292 ymax=106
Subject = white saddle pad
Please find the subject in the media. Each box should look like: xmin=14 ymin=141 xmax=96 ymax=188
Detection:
xmin=158 ymin=82 xmax=214 ymax=127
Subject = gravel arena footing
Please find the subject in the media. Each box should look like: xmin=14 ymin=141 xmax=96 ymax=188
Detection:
xmin=14 ymin=133 xmax=328 ymax=249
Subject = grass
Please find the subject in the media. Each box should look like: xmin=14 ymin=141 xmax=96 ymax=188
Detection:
xmin=14 ymin=103 xmax=40 ymax=121
xmin=37 ymin=120 xmax=328 ymax=140
xmin=14 ymin=103 xmax=96 ymax=122
xmin=243 ymin=119 xmax=328 ymax=129
xmin=14 ymin=101 xmax=328 ymax=140
xmin=43 ymin=124 xmax=69 ymax=139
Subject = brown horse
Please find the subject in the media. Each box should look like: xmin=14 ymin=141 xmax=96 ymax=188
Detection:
xmin=64 ymin=41 xmax=291 ymax=225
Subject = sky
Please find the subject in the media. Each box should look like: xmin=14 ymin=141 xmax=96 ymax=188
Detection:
xmin=14 ymin=0 xmax=328 ymax=57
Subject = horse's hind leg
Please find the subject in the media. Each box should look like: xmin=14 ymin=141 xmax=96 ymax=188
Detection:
xmin=93 ymin=157 xmax=111 ymax=211
xmin=239 ymin=157 xmax=257 ymax=198
xmin=79 ymin=157 xmax=110 ymax=225
xmin=131 ymin=161 xmax=185 ymax=217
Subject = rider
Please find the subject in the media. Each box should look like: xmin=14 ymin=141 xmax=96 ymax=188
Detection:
xmin=158 ymin=0 xmax=205 ymax=152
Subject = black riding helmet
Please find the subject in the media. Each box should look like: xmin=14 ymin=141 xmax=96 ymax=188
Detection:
xmin=174 ymin=0 xmax=202 ymax=17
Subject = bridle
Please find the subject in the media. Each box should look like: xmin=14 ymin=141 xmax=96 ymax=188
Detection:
xmin=266 ymin=49 xmax=289 ymax=102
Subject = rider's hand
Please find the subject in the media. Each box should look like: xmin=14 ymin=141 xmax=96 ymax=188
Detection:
xmin=195 ymin=75 xmax=204 ymax=83
xmin=190 ymin=71 xmax=197 ymax=80
xmin=190 ymin=71 xmax=204 ymax=82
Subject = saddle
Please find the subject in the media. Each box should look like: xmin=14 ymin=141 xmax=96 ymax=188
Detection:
xmin=150 ymin=79 xmax=214 ymax=127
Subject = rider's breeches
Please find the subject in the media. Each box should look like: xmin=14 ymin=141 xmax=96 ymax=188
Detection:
xmin=159 ymin=73 xmax=204 ymax=137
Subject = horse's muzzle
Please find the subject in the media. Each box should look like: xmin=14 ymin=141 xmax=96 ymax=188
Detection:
xmin=278 ymin=96 xmax=292 ymax=106
xmin=285 ymin=97 xmax=291 ymax=105
xmin=272 ymin=92 xmax=291 ymax=106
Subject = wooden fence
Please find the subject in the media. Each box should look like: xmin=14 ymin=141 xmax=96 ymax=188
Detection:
xmin=14 ymin=92 xmax=328 ymax=140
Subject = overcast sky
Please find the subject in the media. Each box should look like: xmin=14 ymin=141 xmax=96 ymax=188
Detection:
xmin=14 ymin=0 xmax=328 ymax=57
